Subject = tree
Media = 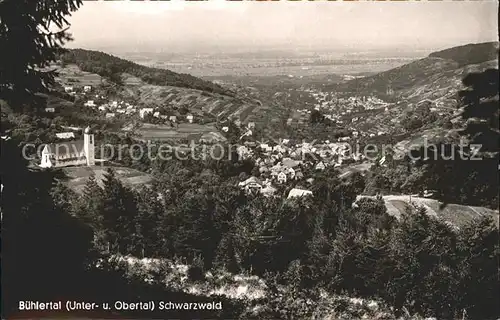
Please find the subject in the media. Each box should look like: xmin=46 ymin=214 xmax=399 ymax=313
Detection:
xmin=75 ymin=174 xmax=103 ymax=229
xmin=100 ymin=168 xmax=139 ymax=255
xmin=0 ymin=0 xmax=83 ymax=106
xmin=309 ymin=109 xmax=325 ymax=124
xmin=135 ymin=185 xmax=165 ymax=257
xmin=456 ymin=217 xmax=500 ymax=319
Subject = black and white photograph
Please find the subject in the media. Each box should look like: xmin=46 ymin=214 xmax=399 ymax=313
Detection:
xmin=1 ymin=0 xmax=499 ymax=319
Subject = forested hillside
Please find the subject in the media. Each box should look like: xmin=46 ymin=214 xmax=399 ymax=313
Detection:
xmin=429 ymin=42 xmax=499 ymax=67
xmin=332 ymin=41 xmax=498 ymax=97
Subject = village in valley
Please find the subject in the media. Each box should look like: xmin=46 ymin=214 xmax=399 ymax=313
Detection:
xmin=39 ymin=78 xmax=392 ymax=202
xmin=2 ymin=1 xmax=499 ymax=319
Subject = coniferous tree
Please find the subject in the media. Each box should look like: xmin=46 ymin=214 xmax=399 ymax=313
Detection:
xmin=458 ymin=68 xmax=499 ymax=154
xmin=100 ymin=168 xmax=139 ymax=255
xmin=75 ymin=174 xmax=103 ymax=228
xmin=135 ymin=185 xmax=165 ymax=257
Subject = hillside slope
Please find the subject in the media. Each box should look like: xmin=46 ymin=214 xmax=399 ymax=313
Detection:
xmin=61 ymin=49 xmax=231 ymax=96
xmin=356 ymin=195 xmax=499 ymax=228
xmin=328 ymin=42 xmax=498 ymax=146
xmin=56 ymin=49 xmax=267 ymax=124
xmin=334 ymin=42 xmax=498 ymax=99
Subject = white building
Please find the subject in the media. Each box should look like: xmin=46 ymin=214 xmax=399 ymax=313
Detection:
xmin=40 ymin=126 xmax=95 ymax=168
xmin=287 ymin=188 xmax=313 ymax=199
xmin=106 ymin=113 xmax=115 ymax=119
xmin=315 ymin=162 xmax=326 ymax=170
xmin=186 ymin=114 xmax=194 ymax=123
xmin=277 ymin=172 xmax=287 ymax=184
xmin=83 ymin=85 xmax=92 ymax=92
xmin=84 ymin=100 xmax=96 ymax=107
xmin=45 ymin=107 xmax=55 ymax=113
xmin=238 ymin=176 xmax=263 ymax=195
xmin=260 ymin=143 xmax=272 ymax=153
xmin=55 ymin=132 xmax=75 ymax=139
xmin=139 ymin=108 xmax=154 ymax=119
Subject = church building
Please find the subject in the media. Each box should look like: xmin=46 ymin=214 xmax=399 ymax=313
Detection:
xmin=40 ymin=126 xmax=95 ymax=168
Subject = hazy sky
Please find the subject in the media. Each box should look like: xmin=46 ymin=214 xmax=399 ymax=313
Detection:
xmin=66 ymin=0 xmax=499 ymax=53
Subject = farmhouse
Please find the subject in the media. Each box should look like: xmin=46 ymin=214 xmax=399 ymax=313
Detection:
xmin=40 ymin=126 xmax=95 ymax=168
xmin=83 ymin=85 xmax=92 ymax=92
xmin=277 ymin=172 xmax=287 ymax=184
xmin=238 ymin=176 xmax=263 ymax=195
xmin=186 ymin=114 xmax=194 ymax=123
xmin=45 ymin=107 xmax=55 ymax=113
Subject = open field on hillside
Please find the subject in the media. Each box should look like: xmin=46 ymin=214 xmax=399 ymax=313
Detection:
xmin=356 ymin=194 xmax=499 ymax=228
xmin=54 ymin=64 xmax=105 ymax=86
xmin=62 ymin=165 xmax=152 ymax=194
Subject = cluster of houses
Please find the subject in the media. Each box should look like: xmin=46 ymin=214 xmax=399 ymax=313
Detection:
xmin=63 ymin=85 xmax=92 ymax=96
xmin=237 ymin=176 xmax=313 ymax=200
xmin=51 ymin=85 xmax=197 ymax=124
xmin=236 ymin=139 xmax=368 ymax=198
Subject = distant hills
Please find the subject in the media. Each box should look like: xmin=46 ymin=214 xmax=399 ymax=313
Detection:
xmin=428 ymin=42 xmax=499 ymax=67
xmin=334 ymin=41 xmax=498 ymax=98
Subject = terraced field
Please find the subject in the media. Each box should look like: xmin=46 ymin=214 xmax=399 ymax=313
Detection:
xmin=56 ymin=59 xmax=264 ymax=125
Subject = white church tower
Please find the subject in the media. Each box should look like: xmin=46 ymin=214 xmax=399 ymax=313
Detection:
xmin=83 ymin=126 xmax=95 ymax=166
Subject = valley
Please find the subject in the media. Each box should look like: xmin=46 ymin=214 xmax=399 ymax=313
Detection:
xmin=3 ymin=1 xmax=499 ymax=319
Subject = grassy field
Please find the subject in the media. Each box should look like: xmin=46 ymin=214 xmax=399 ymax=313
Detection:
xmin=357 ymin=195 xmax=499 ymax=228
xmin=54 ymin=64 xmax=105 ymax=86
xmin=62 ymin=165 xmax=152 ymax=194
